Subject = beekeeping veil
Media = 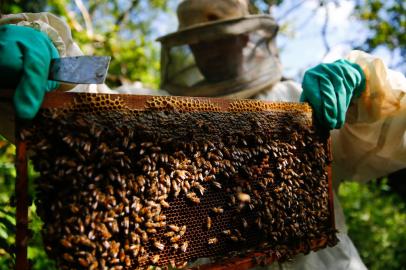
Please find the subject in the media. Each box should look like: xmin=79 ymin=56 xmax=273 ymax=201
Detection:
xmin=157 ymin=0 xmax=282 ymax=98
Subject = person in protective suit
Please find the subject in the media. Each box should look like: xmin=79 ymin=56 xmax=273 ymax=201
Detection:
xmin=0 ymin=1 xmax=405 ymax=269
xmin=156 ymin=1 xmax=406 ymax=269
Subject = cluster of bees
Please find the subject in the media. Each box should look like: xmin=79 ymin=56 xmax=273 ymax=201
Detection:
xmin=22 ymin=96 xmax=337 ymax=269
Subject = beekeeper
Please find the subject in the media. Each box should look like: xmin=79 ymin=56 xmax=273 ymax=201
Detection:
xmin=156 ymin=1 xmax=406 ymax=269
xmin=0 ymin=0 xmax=405 ymax=269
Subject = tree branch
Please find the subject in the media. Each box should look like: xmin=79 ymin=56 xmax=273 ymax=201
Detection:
xmin=61 ymin=4 xmax=84 ymax=33
xmin=74 ymin=0 xmax=94 ymax=37
xmin=321 ymin=3 xmax=331 ymax=58
xmin=115 ymin=0 xmax=140 ymax=27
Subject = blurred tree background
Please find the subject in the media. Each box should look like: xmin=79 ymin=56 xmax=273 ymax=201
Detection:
xmin=0 ymin=0 xmax=405 ymax=269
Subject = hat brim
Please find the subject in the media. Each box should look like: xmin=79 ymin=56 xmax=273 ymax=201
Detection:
xmin=157 ymin=15 xmax=278 ymax=47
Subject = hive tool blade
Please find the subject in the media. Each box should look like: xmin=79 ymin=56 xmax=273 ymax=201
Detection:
xmin=49 ymin=56 xmax=111 ymax=84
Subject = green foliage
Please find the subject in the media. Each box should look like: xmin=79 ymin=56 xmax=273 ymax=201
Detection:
xmin=353 ymin=0 xmax=406 ymax=70
xmin=28 ymin=204 xmax=58 ymax=270
xmin=0 ymin=0 xmax=47 ymax=13
xmin=0 ymin=136 xmax=57 ymax=268
xmin=43 ymin=0 xmax=169 ymax=88
xmin=0 ymin=138 xmax=16 ymax=268
xmin=339 ymin=180 xmax=406 ymax=270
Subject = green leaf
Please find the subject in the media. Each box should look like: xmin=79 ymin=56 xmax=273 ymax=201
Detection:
xmin=0 ymin=236 xmax=11 ymax=253
xmin=0 ymin=216 xmax=16 ymax=234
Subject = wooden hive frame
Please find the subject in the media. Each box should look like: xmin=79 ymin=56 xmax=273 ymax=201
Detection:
xmin=0 ymin=90 xmax=335 ymax=270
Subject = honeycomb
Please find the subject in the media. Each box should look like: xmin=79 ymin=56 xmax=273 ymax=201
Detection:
xmin=146 ymin=96 xmax=221 ymax=112
xmin=22 ymin=93 xmax=337 ymax=269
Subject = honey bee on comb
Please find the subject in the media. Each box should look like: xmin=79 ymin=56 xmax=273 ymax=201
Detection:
xmin=23 ymin=93 xmax=336 ymax=269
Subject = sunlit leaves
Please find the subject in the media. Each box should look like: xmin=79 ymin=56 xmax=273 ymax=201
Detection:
xmin=339 ymin=180 xmax=406 ymax=270
xmin=354 ymin=0 xmax=405 ymax=70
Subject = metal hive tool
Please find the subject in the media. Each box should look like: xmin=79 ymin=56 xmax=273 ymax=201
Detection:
xmin=18 ymin=92 xmax=337 ymax=269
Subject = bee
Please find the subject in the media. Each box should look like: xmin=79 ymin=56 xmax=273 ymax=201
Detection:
xmin=206 ymin=217 xmax=212 ymax=230
xmin=138 ymin=255 xmax=149 ymax=265
xmin=230 ymin=236 xmax=239 ymax=242
xmin=183 ymin=180 xmax=191 ymax=190
xmin=169 ymin=224 xmax=180 ymax=232
xmin=151 ymin=254 xmax=160 ymax=264
xmin=229 ymin=195 xmax=236 ymax=205
xmin=156 ymin=214 xmax=167 ymax=223
xmin=145 ymin=221 xmax=155 ymax=228
xmin=147 ymin=228 xmax=157 ymax=234
xmin=102 ymin=240 xmax=111 ymax=250
xmin=62 ymin=253 xmax=74 ymax=262
xmin=109 ymin=220 xmax=120 ymax=233
xmin=129 ymin=244 xmax=140 ymax=254
xmin=122 ymin=217 xmax=130 ymax=234
xmin=132 ymin=213 xmax=143 ymax=224
xmin=172 ymin=181 xmax=181 ymax=197
xmin=78 ymin=236 xmax=95 ymax=248
xmin=141 ymin=231 xmax=148 ymax=242
xmin=180 ymin=241 xmax=189 ymax=253
xmin=242 ymin=218 xmax=248 ymax=229
xmin=203 ymin=143 xmax=209 ymax=152
xmin=136 ymin=175 xmax=146 ymax=186
xmin=186 ymin=192 xmax=200 ymax=204
xmin=110 ymin=258 xmax=120 ymax=265
xmin=208 ymin=237 xmax=218 ymax=245
xmin=160 ymin=200 xmax=170 ymax=208
xmin=78 ymin=257 xmax=89 ymax=267
xmin=98 ymin=224 xmax=112 ymax=239
xmin=109 ymin=241 xmax=120 ymax=258
xmin=237 ymin=192 xmax=251 ymax=203
xmin=119 ymin=249 xmax=126 ymax=263
xmin=177 ymin=261 xmax=188 ymax=268
xmin=60 ymin=238 xmax=72 ymax=248
xmin=69 ymin=203 xmax=80 ymax=214
xmin=222 ymin=230 xmax=231 ymax=236
xmin=158 ymin=221 xmax=167 ymax=228
xmin=89 ymin=261 xmax=99 ymax=270
xmin=193 ymin=182 xmax=206 ymax=195
xmin=164 ymin=231 xmax=175 ymax=238
xmin=172 ymin=243 xmax=179 ymax=250
xmin=179 ymin=225 xmax=187 ymax=236
xmin=124 ymin=256 xmax=132 ymax=267
xmin=154 ymin=241 xmax=165 ymax=251
xmin=255 ymin=217 xmax=263 ymax=229
xmin=212 ymin=181 xmax=222 ymax=189
xmin=212 ymin=207 xmax=224 ymax=214
xmin=170 ymin=235 xmax=181 ymax=243
xmin=176 ymin=170 xmax=188 ymax=180
xmin=204 ymin=175 xmax=216 ymax=182
xmin=234 ymin=229 xmax=242 ymax=237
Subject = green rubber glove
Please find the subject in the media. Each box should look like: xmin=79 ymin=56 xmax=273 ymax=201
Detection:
xmin=300 ymin=59 xmax=366 ymax=130
xmin=0 ymin=24 xmax=60 ymax=119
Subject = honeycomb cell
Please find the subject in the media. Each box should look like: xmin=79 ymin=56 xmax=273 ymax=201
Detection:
xmin=145 ymin=96 xmax=221 ymax=112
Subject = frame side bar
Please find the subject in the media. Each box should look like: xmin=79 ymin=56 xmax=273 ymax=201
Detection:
xmin=15 ymin=122 xmax=29 ymax=270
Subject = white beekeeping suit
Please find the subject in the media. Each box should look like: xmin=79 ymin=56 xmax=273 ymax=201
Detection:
xmin=1 ymin=3 xmax=406 ymax=269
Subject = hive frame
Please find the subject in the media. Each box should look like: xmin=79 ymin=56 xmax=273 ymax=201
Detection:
xmin=0 ymin=90 xmax=334 ymax=270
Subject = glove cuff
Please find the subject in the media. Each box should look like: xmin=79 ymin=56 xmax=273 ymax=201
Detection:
xmin=348 ymin=61 xmax=366 ymax=99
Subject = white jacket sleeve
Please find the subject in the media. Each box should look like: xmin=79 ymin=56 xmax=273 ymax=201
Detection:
xmin=0 ymin=12 xmax=114 ymax=94
xmin=331 ymin=50 xmax=406 ymax=184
